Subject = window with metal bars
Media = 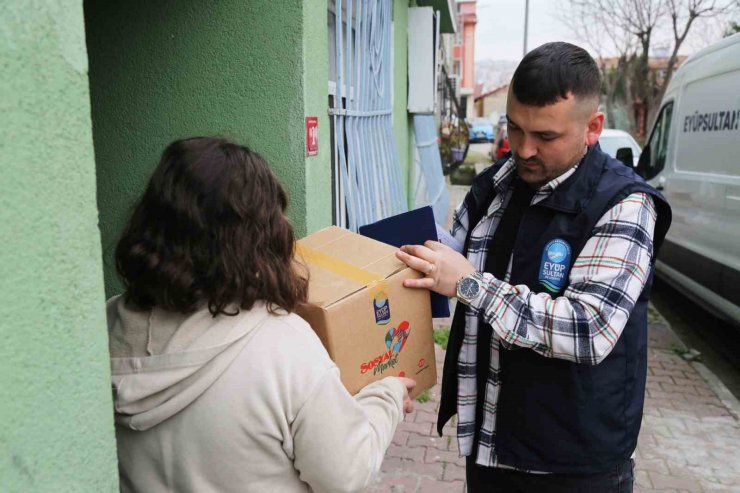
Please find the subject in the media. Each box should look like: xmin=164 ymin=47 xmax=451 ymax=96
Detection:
xmin=327 ymin=0 xmax=407 ymax=232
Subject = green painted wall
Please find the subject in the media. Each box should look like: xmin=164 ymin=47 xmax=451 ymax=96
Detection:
xmin=303 ymin=0 xmax=333 ymax=233
xmin=86 ymin=0 xmax=416 ymax=296
xmin=85 ymin=0 xmax=319 ymax=297
xmin=0 ymin=1 xmax=119 ymax=491
xmin=393 ymin=0 xmax=416 ymax=206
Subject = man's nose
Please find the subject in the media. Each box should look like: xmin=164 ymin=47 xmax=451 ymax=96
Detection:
xmin=518 ymin=134 xmax=538 ymax=160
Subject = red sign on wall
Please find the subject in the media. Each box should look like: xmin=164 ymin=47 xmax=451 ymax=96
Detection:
xmin=306 ymin=117 xmax=318 ymax=156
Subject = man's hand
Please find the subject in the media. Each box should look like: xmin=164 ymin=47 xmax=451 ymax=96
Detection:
xmin=395 ymin=241 xmax=476 ymax=297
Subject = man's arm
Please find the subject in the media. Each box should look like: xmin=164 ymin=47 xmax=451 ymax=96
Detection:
xmin=397 ymin=192 xmax=657 ymax=365
xmin=465 ymin=192 xmax=657 ymax=364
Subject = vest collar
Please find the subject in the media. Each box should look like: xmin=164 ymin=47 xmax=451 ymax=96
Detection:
xmin=489 ymin=144 xmax=606 ymax=215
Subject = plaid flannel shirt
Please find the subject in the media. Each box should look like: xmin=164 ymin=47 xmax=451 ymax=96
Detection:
xmin=450 ymin=157 xmax=657 ymax=469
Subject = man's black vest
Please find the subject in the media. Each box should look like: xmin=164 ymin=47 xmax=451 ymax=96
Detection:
xmin=437 ymin=144 xmax=672 ymax=474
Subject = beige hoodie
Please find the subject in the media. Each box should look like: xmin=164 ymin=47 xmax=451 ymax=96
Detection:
xmin=108 ymin=295 xmax=406 ymax=493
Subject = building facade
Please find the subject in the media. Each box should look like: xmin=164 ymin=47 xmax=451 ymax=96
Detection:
xmin=1 ymin=0 xmax=455 ymax=490
xmin=475 ymin=83 xmax=509 ymax=121
xmin=457 ymin=0 xmax=478 ymax=118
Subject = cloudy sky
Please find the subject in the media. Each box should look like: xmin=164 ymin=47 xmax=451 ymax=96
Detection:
xmin=474 ymin=0 xmax=733 ymax=63
xmin=475 ymin=0 xmax=577 ymax=62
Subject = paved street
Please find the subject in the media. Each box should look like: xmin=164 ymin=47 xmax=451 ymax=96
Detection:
xmin=369 ymin=305 xmax=740 ymax=492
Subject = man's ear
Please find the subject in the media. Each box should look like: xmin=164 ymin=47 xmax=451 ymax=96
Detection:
xmin=585 ymin=112 xmax=605 ymax=146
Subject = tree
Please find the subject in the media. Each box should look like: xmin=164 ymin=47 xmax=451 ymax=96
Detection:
xmin=561 ymin=0 xmax=737 ymax=137
xmin=656 ymin=0 xmax=737 ymax=106
xmin=724 ymin=20 xmax=740 ymax=36
xmin=561 ymin=0 xmax=663 ymax=135
xmin=598 ymin=0 xmax=664 ymax=137
xmin=561 ymin=1 xmax=634 ymax=129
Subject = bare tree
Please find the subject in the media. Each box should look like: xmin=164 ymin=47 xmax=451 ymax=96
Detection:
xmin=657 ymin=0 xmax=736 ymax=105
xmin=685 ymin=16 xmax=728 ymax=50
xmin=561 ymin=0 xmax=738 ymax=138
xmin=603 ymin=0 xmax=665 ymax=137
xmin=561 ymin=1 xmax=638 ymax=129
xmin=561 ymin=0 xmax=664 ymax=135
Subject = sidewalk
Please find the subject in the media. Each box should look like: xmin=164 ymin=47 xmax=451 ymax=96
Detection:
xmin=368 ymin=305 xmax=740 ymax=492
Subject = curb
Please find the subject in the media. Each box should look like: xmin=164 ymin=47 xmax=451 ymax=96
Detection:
xmin=691 ymin=361 xmax=740 ymax=421
xmin=650 ymin=302 xmax=740 ymax=421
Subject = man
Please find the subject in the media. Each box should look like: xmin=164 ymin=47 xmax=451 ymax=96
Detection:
xmin=395 ymin=42 xmax=671 ymax=492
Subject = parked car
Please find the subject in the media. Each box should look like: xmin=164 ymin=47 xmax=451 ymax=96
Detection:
xmin=468 ymin=118 xmax=494 ymax=143
xmin=636 ymin=33 xmax=740 ymax=327
xmin=599 ymin=128 xmax=641 ymax=167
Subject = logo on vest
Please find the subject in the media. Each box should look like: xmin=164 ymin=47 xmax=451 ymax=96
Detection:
xmin=539 ymin=239 xmax=572 ymax=293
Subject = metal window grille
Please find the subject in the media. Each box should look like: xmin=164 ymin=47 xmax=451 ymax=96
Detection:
xmin=329 ymin=0 xmax=407 ymax=231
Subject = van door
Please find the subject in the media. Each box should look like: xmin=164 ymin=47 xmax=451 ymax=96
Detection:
xmin=666 ymin=67 xmax=740 ymax=304
xmin=647 ymin=98 xmax=727 ymax=297
xmin=725 ymin=186 xmax=740 ymax=308
xmin=714 ymin=69 xmax=740 ymax=308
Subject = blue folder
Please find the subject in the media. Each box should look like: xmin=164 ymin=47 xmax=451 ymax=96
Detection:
xmin=359 ymin=206 xmax=451 ymax=318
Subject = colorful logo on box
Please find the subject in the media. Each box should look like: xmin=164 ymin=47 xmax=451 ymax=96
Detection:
xmin=385 ymin=321 xmax=411 ymax=353
xmin=373 ymin=291 xmax=391 ymax=325
xmin=360 ymin=321 xmax=411 ymax=376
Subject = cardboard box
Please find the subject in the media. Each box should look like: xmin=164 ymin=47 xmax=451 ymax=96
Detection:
xmin=295 ymin=226 xmax=436 ymax=399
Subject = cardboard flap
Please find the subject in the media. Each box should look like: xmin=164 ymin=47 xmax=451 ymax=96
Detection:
xmin=296 ymin=226 xmax=407 ymax=307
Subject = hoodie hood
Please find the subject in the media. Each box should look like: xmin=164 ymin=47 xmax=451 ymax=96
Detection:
xmin=107 ymin=295 xmax=272 ymax=431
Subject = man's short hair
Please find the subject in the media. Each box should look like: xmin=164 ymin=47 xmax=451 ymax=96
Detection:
xmin=511 ymin=42 xmax=601 ymax=107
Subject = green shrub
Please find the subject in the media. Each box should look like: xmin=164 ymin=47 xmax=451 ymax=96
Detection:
xmin=433 ymin=328 xmax=450 ymax=350
xmin=450 ymin=164 xmax=475 ymax=186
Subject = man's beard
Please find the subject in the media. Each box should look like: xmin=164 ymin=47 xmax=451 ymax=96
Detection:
xmin=514 ymin=146 xmax=585 ymax=186
xmin=514 ymin=153 xmax=547 ymax=185
xmin=513 ymin=154 xmax=545 ymax=171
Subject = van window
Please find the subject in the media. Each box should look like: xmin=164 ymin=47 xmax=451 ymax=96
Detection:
xmin=642 ymin=102 xmax=674 ymax=180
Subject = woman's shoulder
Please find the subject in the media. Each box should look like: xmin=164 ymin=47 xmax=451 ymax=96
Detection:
xmin=254 ymin=307 xmax=317 ymax=337
xmin=246 ymin=307 xmax=335 ymax=368
xmin=231 ymin=308 xmax=341 ymax=412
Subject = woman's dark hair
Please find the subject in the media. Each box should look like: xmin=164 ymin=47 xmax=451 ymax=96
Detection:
xmin=115 ymin=137 xmax=308 ymax=316
xmin=511 ymin=41 xmax=601 ymax=107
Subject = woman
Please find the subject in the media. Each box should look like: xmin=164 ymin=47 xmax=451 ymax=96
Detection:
xmin=108 ymin=137 xmax=415 ymax=492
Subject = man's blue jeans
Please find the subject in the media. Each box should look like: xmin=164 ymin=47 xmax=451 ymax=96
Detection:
xmin=466 ymin=457 xmax=635 ymax=493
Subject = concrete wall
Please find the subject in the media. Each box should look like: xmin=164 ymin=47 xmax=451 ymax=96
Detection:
xmin=0 ymin=1 xmax=119 ymax=491
xmin=85 ymin=0 xmax=327 ymax=297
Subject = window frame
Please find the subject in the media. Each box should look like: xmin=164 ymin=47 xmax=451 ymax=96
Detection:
xmin=642 ymin=101 xmax=675 ymax=180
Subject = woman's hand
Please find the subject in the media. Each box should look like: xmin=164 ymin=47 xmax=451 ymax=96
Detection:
xmin=396 ymin=377 xmax=416 ymax=415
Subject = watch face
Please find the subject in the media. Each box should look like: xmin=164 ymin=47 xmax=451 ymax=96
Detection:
xmin=459 ymin=277 xmax=480 ymax=299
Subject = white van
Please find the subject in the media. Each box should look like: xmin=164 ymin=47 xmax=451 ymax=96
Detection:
xmin=637 ymin=33 xmax=740 ymax=326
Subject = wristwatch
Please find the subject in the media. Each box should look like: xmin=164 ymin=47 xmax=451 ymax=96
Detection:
xmin=456 ymin=272 xmax=482 ymax=305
